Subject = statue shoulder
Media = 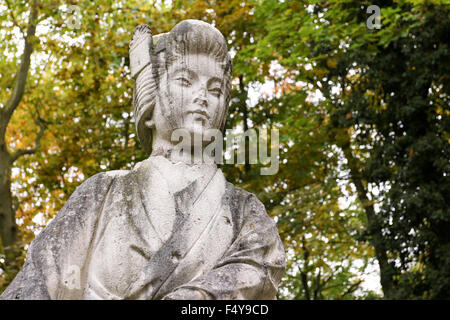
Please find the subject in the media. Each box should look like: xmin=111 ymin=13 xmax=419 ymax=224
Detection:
xmin=227 ymin=183 xmax=265 ymax=211
xmin=225 ymin=183 xmax=275 ymax=226
xmin=54 ymin=169 xmax=131 ymax=219
xmin=77 ymin=169 xmax=129 ymax=191
xmin=225 ymin=183 xmax=286 ymax=269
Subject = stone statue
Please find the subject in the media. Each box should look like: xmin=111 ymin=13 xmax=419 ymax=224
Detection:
xmin=1 ymin=20 xmax=285 ymax=300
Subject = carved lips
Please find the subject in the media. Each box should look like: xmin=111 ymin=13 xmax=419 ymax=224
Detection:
xmin=187 ymin=107 xmax=211 ymax=126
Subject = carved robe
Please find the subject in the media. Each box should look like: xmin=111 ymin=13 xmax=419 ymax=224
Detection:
xmin=1 ymin=156 xmax=285 ymax=300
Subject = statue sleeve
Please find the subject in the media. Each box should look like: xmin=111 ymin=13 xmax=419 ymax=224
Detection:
xmin=0 ymin=172 xmax=116 ymax=300
xmin=167 ymin=192 xmax=286 ymax=300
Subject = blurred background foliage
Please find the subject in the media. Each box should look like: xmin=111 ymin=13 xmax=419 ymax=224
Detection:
xmin=0 ymin=0 xmax=448 ymax=299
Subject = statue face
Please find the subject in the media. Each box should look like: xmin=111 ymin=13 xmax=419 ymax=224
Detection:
xmin=151 ymin=53 xmax=227 ymax=145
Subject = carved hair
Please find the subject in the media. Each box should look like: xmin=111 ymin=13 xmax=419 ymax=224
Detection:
xmin=130 ymin=20 xmax=233 ymax=155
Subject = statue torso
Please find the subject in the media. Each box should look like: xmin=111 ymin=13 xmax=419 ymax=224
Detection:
xmin=83 ymin=156 xmax=235 ymax=299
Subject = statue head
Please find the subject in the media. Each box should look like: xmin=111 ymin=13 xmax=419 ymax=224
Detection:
xmin=130 ymin=20 xmax=233 ymax=155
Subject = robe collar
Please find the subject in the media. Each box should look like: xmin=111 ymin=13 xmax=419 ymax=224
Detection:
xmin=126 ymin=156 xmax=229 ymax=299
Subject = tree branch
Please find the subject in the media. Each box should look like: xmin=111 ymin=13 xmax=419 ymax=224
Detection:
xmin=4 ymin=0 xmax=25 ymax=36
xmin=10 ymin=112 xmax=46 ymax=163
xmin=300 ymin=270 xmax=310 ymax=300
xmin=300 ymin=237 xmax=311 ymax=300
xmin=239 ymin=74 xmax=250 ymax=173
xmin=313 ymin=270 xmax=322 ymax=300
xmin=341 ymin=280 xmax=363 ymax=298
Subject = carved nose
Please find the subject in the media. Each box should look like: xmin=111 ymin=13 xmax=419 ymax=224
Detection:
xmin=194 ymin=86 xmax=208 ymax=107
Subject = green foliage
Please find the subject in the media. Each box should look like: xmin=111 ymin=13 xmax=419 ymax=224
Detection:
xmin=244 ymin=0 xmax=449 ymax=298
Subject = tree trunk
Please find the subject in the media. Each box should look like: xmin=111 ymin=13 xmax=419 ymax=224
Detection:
xmin=0 ymin=149 xmax=17 ymax=265
xmin=0 ymin=0 xmax=39 ymax=279
xmin=339 ymin=134 xmax=396 ymax=298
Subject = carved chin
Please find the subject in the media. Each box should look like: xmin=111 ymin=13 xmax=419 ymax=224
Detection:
xmin=184 ymin=121 xmax=208 ymax=137
xmin=187 ymin=113 xmax=210 ymax=127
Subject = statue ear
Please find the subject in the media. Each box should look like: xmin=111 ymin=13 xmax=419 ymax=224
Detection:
xmin=129 ymin=24 xmax=153 ymax=79
xmin=144 ymin=119 xmax=155 ymax=129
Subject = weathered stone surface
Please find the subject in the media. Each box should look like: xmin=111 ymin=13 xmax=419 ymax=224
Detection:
xmin=1 ymin=20 xmax=285 ymax=300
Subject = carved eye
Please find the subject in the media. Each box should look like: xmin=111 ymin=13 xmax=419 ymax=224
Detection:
xmin=176 ymin=77 xmax=191 ymax=87
xmin=209 ymin=87 xmax=222 ymax=97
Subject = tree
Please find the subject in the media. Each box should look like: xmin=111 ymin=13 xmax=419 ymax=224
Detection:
xmin=245 ymin=0 xmax=449 ymax=298
xmin=0 ymin=0 xmax=41 ymax=284
xmin=219 ymin=0 xmax=380 ymax=299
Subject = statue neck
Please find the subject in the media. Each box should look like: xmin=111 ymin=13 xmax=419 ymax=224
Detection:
xmin=150 ymin=137 xmax=217 ymax=167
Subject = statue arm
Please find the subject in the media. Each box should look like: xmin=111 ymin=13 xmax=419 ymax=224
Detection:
xmin=164 ymin=193 xmax=286 ymax=300
xmin=0 ymin=172 xmax=117 ymax=300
